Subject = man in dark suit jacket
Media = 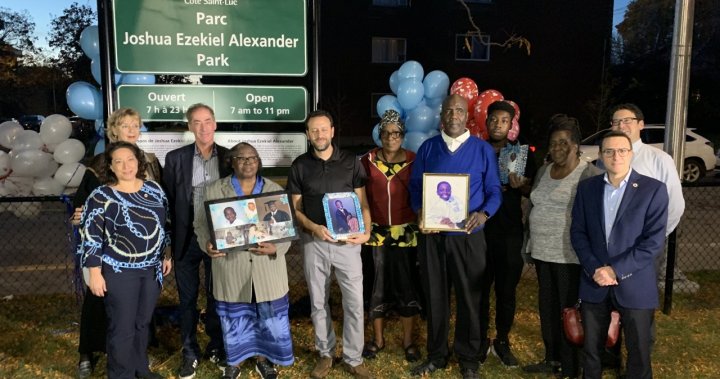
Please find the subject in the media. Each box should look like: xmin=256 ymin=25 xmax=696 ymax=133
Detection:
xmin=262 ymin=200 xmax=291 ymax=223
xmin=163 ymin=103 xmax=232 ymax=379
xmin=571 ymin=130 xmax=668 ymax=379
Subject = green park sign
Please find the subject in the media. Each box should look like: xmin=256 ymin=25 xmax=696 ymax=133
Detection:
xmin=113 ymin=0 xmax=307 ymax=75
xmin=117 ymin=85 xmax=308 ymax=122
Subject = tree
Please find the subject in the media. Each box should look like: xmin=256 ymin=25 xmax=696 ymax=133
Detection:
xmin=612 ymin=0 xmax=720 ymax=127
xmin=47 ymin=2 xmax=96 ymax=79
xmin=0 ymin=7 xmax=37 ymax=54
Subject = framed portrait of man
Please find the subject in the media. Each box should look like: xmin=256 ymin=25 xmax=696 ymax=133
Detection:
xmin=421 ymin=173 xmax=470 ymax=231
xmin=204 ymin=191 xmax=299 ymax=251
xmin=322 ymin=192 xmax=365 ymax=240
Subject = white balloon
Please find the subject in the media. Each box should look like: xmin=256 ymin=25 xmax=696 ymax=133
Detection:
xmin=0 ymin=151 xmax=10 ymax=178
xmin=54 ymin=162 xmax=87 ymax=187
xmin=0 ymin=121 xmax=24 ymax=149
xmin=53 ymin=139 xmax=86 ymax=164
xmin=11 ymin=130 xmax=44 ymax=152
xmin=45 ymin=142 xmax=59 ymax=153
xmin=40 ymin=114 xmax=72 ymax=145
xmin=11 ymin=150 xmax=53 ymax=177
xmin=33 ymin=177 xmax=65 ymax=196
xmin=36 ymin=160 xmax=59 ymax=178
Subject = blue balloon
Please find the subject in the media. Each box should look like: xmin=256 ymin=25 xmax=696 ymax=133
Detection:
xmin=426 ymin=96 xmax=444 ymax=110
xmin=372 ymin=123 xmax=382 ymax=147
xmin=121 ymin=74 xmax=156 ymax=85
xmin=427 ymin=129 xmax=441 ymax=138
xmin=94 ymin=138 xmax=105 ymax=155
xmin=423 ymin=70 xmax=450 ymax=99
xmin=402 ymin=131 xmax=431 ymax=153
xmin=389 ymin=70 xmax=400 ymax=95
xmin=66 ymin=81 xmax=103 ymax=120
xmin=95 ymin=119 xmax=105 ymax=136
xmin=80 ymin=25 xmax=99 ymax=60
xmin=91 ymin=59 xmax=101 ymax=85
xmin=397 ymin=79 xmax=425 ymax=110
xmin=398 ymin=60 xmax=424 ymax=81
xmin=376 ymin=95 xmax=403 ymax=118
xmin=406 ymin=105 xmax=436 ymax=133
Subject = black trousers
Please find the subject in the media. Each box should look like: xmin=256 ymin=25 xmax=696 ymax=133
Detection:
xmin=534 ymin=260 xmax=581 ymax=377
xmin=581 ymin=290 xmax=654 ymax=379
xmin=78 ymin=288 xmax=107 ymax=355
xmin=104 ymin=267 xmax=160 ymax=379
xmin=480 ymin=231 xmax=525 ymax=342
xmin=174 ymin=236 xmax=224 ymax=359
xmin=418 ymin=231 xmax=486 ymax=371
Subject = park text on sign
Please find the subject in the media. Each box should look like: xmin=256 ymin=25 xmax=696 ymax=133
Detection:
xmin=113 ymin=0 xmax=307 ymax=75
xmin=117 ymin=85 xmax=308 ymax=122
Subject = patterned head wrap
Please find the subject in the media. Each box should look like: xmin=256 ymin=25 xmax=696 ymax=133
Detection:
xmin=380 ymin=109 xmax=405 ymax=133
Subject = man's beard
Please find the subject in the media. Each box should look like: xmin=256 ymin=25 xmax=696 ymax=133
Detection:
xmin=312 ymin=139 xmax=331 ymax=152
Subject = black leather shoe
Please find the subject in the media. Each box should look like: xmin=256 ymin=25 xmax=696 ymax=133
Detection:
xmin=410 ymin=360 xmax=446 ymax=376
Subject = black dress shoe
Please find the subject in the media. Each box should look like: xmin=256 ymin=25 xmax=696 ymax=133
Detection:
xmin=410 ymin=360 xmax=446 ymax=376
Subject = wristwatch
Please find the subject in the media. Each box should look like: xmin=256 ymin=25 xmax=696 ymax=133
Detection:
xmin=481 ymin=210 xmax=491 ymax=220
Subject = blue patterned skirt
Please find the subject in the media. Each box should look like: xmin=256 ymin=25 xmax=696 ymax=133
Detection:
xmin=216 ymin=293 xmax=294 ymax=366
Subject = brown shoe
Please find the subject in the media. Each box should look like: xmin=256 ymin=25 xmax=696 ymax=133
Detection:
xmin=310 ymin=356 xmax=333 ymax=378
xmin=342 ymin=362 xmax=374 ymax=379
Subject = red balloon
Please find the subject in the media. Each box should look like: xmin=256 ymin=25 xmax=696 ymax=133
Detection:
xmin=474 ymin=89 xmax=504 ymax=130
xmin=466 ymin=118 xmax=488 ymax=140
xmin=450 ymin=77 xmax=479 ymax=107
xmin=504 ymin=99 xmax=521 ymax=141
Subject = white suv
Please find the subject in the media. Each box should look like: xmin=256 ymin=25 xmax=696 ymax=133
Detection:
xmin=578 ymin=125 xmax=716 ymax=183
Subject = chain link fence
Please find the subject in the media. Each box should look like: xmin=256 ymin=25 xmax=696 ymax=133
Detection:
xmin=1 ymin=181 xmax=718 ymax=312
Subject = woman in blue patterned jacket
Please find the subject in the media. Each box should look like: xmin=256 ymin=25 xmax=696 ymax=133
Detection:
xmin=78 ymin=141 xmax=172 ymax=379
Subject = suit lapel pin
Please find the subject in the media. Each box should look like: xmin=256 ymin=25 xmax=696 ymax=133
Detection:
xmin=632 ymin=182 xmax=638 ymax=188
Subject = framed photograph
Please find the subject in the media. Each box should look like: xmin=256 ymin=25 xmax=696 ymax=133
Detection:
xmin=204 ymin=190 xmax=299 ymax=252
xmin=322 ymin=192 xmax=366 ymax=240
xmin=422 ymin=173 xmax=470 ymax=231
xmin=498 ymin=143 xmax=529 ymax=184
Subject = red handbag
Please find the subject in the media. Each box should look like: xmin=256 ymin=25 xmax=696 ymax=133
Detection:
xmin=562 ymin=303 xmax=621 ymax=348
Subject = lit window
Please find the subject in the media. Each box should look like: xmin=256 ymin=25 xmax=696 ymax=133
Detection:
xmin=372 ymin=38 xmax=407 ymax=63
xmin=455 ymin=33 xmax=490 ymax=61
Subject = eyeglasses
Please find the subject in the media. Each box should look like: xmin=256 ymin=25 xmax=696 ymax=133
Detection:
xmin=601 ymin=148 xmax=631 ymax=157
xmin=380 ymin=131 xmax=404 ymax=139
xmin=232 ymin=156 xmax=259 ymax=164
xmin=610 ymin=117 xmax=638 ymax=126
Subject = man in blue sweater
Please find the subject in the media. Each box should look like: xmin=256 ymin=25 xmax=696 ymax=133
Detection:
xmin=409 ymin=94 xmax=503 ymax=379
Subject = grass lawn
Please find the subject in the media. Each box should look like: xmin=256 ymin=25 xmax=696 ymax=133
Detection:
xmin=1 ymin=270 xmax=718 ymax=378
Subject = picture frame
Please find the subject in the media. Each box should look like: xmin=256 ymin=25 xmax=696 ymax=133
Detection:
xmin=204 ymin=190 xmax=299 ymax=252
xmin=498 ymin=143 xmax=529 ymax=185
xmin=421 ymin=173 xmax=470 ymax=231
xmin=322 ymin=192 xmax=366 ymax=240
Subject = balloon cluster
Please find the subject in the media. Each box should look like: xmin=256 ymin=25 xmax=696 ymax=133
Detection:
xmin=449 ymin=78 xmax=521 ymax=141
xmin=373 ymin=61 xmax=450 ymax=152
xmin=68 ymin=25 xmax=155 ymax=155
xmin=0 ymin=116 xmax=88 ymax=218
